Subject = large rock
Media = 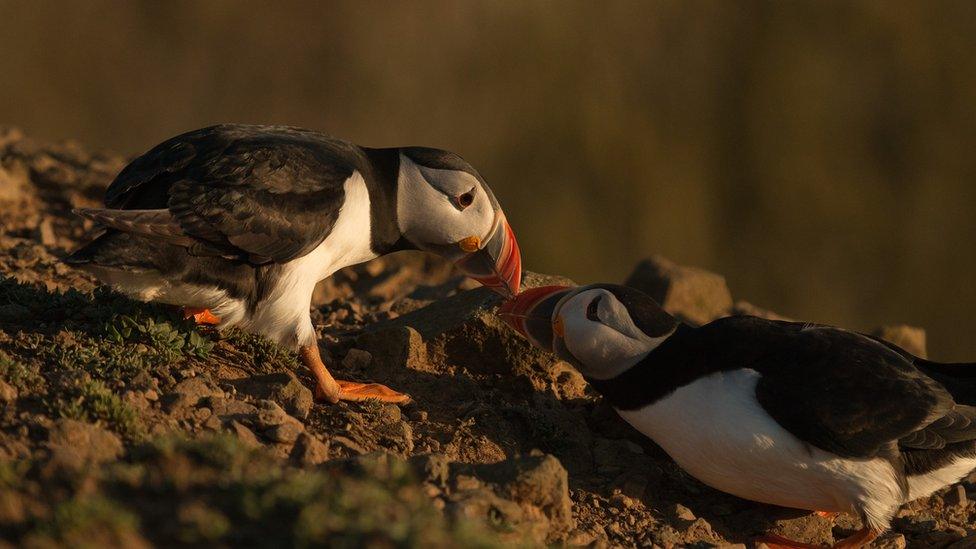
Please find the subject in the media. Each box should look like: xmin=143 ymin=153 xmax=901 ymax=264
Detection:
xmin=411 ymin=453 xmax=575 ymax=544
xmin=356 ymin=271 xmax=574 ymax=378
xmin=230 ymin=372 xmax=313 ymax=419
xmin=624 ymin=255 xmax=733 ymax=326
xmin=162 ymin=377 xmax=224 ymax=412
xmin=46 ymin=419 xmax=123 ymax=472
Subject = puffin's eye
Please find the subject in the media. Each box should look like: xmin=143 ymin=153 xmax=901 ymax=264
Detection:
xmin=585 ymin=296 xmax=602 ymax=322
xmin=454 ymin=191 xmax=475 ymax=210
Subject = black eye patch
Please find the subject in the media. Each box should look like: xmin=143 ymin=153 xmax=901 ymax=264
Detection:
xmin=586 ymin=295 xmax=602 ymax=321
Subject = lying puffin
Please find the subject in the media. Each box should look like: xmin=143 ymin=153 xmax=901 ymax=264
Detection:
xmin=499 ymin=284 xmax=976 ymax=548
xmin=66 ymin=124 xmax=521 ymax=404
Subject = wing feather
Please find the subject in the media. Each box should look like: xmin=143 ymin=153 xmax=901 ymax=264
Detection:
xmin=85 ymin=124 xmax=362 ymax=264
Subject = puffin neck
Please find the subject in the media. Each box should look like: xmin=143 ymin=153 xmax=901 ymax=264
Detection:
xmin=583 ymin=323 xmax=697 ymax=410
xmin=361 ymin=147 xmax=413 ymax=254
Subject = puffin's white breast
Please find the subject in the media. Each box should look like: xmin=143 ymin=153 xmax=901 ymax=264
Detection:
xmin=239 ymin=171 xmax=379 ymax=347
xmin=616 ymin=369 xmax=904 ymax=527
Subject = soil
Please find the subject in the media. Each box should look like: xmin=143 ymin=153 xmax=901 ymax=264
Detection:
xmin=0 ymin=126 xmax=974 ymax=548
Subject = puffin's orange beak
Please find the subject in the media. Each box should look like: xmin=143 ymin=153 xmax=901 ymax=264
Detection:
xmin=497 ymin=285 xmax=573 ymax=350
xmin=454 ymin=211 xmax=522 ymax=298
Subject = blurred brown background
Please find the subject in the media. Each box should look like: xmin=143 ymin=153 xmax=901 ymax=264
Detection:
xmin=2 ymin=1 xmax=975 ymax=359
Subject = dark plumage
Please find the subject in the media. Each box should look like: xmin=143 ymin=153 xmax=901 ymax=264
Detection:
xmin=66 ymin=124 xmax=523 ymax=405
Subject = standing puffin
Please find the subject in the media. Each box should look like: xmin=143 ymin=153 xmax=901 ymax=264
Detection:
xmin=499 ymin=284 xmax=976 ymax=548
xmin=66 ymin=124 xmax=521 ymax=404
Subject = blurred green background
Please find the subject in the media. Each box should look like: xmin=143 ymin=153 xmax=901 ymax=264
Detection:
xmin=2 ymin=1 xmax=975 ymax=359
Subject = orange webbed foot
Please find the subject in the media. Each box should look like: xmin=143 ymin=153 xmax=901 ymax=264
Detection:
xmin=335 ymin=380 xmax=412 ymax=404
xmin=183 ymin=307 xmax=221 ymax=325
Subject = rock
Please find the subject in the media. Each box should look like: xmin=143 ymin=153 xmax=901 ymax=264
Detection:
xmin=623 ymin=255 xmax=733 ymax=326
xmin=872 ymin=532 xmax=907 ymax=549
xmin=264 ymin=421 xmax=304 ymax=444
xmin=356 ymin=326 xmax=430 ymax=372
xmin=341 ymin=348 xmax=373 ymax=371
xmin=290 ymin=433 xmax=330 ymax=466
xmin=250 ymin=399 xmax=304 ymax=433
xmin=409 ymin=454 xmax=452 ymax=487
xmin=122 ymin=390 xmax=150 ymax=411
xmin=448 ymin=454 xmax=574 ymax=544
xmin=548 ymin=361 xmax=589 ymax=400
xmin=946 ymin=484 xmax=968 ymax=507
xmin=46 ymin=419 xmax=123 ymax=472
xmin=609 ymin=493 xmax=638 ymax=511
xmin=0 ymin=380 xmax=17 ymax=401
xmin=871 ymin=325 xmax=927 ymax=358
xmin=208 ymin=397 xmax=259 ymax=420
xmin=358 ymin=270 xmax=574 ymax=378
xmin=223 ymin=420 xmax=261 ymax=449
xmin=162 ymin=377 xmax=224 ymax=411
xmin=231 ymin=372 xmax=313 ymax=419
xmin=672 ymin=503 xmax=696 ymax=522
xmin=37 ymin=217 xmax=56 ymax=247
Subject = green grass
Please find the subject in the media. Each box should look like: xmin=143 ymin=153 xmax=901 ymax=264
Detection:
xmin=50 ymin=377 xmax=142 ymax=438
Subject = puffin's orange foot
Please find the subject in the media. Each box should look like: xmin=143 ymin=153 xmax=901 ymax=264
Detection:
xmin=753 ymin=534 xmax=822 ymax=549
xmin=183 ymin=307 xmax=221 ymax=326
xmin=335 ymin=380 xmax=411 ymax=404
xmin=815 ymin=510 xmax=838 ymax=519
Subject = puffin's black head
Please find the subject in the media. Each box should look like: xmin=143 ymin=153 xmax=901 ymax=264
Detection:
xmin=498 ymin=284 xmax=678 ymax=379
xmin=396 ymin=147 xmax=521 ymax=297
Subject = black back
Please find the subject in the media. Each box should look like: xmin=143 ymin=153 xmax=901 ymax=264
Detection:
xmin=103 ymin=124 xmax=406 ymax=262
xmin=591 ymin=316 xmax=957 ymax=461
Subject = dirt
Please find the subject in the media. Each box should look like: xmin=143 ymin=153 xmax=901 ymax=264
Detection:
xmin=0 ymin=126 xmax=974 ymax=548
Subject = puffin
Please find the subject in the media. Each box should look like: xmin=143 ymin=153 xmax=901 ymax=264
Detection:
xmin=498 ymin=284 xmax=976 ymax=548
xmin=65 ymin=124 xmax=522 ymax=404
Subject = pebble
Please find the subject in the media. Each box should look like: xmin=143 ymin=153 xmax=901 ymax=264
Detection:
xmin=672 ymin=503 xmax=696 ymax=522
xmin=947 ymin=484 xmax=968 ymax=507
xmin=0 ymin=380 xmax=18 ymax=401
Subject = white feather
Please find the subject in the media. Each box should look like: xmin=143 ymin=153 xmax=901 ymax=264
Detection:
xmin=616 ymin=368 xmax=905 ymax=530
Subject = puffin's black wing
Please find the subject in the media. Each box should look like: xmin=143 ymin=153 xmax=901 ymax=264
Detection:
xmin=864 ymin=335 xmax=976 ymax=404
xmin=78 ymin=125 xmax=362 ymax=264
xmin=744 ymin=322 xmax=955 ymax=460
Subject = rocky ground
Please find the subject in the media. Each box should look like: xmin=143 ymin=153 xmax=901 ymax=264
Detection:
xmin=0 ymin=126 xmax=974 ymax=548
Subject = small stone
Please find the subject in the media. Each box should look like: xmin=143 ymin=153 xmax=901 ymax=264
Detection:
xmin=290 ymin=433 xmax=330 ymax=465
xmin=37 ymin=217 xmax=56 ymax=247
xmin=232 ymin=372 xmax=313 ymax=419
xmin=871 ymin=325 xmax=927 ymax=358
xmin=144 ymin=389 xmax=159 ymax=402
xmin=342 ymin=349 xmax=373 ymax=370
xmin=610 ymin=493 xmax=637 ymax=510
xmin=122 ymin=390 xmax=149 ymax=411
xmin=46 ymin=419 xmax=123 ymax=472
xmin=224 ymin=420 xmax=261 ymax=449
xmin=163 ymin=377 xmax=223 ymax=411
xmin=947 ymin=484 xmax=968 ymax=507
xmin=672 ymin=503 xmax=696 ymax=522
xmin=0 ymin=380 xmax=18 ymax=401
xmin=264 ymin=421 xmax=304 ymax=444
xmin=872 ymin=532 xmax=907 ymax=549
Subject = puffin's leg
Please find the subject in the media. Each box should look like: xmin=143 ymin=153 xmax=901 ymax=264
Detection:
xmin=298 ymin=343 xmax=411 ymax=405
xmin=183 ymin=307 xmax=221 ymax=325
xmin=753 ymin=527 xmax=879 ymax=549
